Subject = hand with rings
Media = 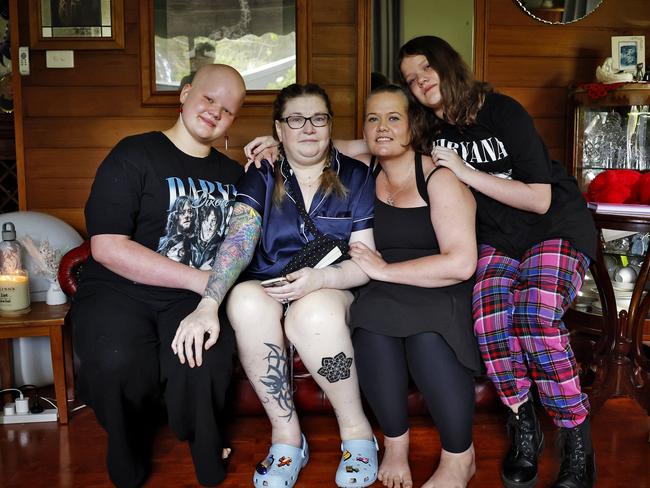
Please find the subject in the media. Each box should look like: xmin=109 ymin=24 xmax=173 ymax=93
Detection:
xmin=262 ymin=268 xmax=325 ymax=304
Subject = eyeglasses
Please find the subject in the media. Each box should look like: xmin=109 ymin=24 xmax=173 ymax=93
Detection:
xmin=278 ymin=114 xmax=331 ymax=129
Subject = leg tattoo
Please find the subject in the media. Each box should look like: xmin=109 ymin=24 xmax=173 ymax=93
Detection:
xmin=317 ymin=352 xmax=353 ymax=383
xmin=260 ymin=343 xmax=295 ymax=421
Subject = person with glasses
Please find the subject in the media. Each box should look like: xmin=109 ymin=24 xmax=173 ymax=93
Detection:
xmin=175 ymin=83 xmax=378 ymax=488
xmin=245 ymin=37 xmax=598 ymax=488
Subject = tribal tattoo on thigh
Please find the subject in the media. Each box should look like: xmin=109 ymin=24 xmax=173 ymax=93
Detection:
xmin=317 ymin=352 xmax=353 ymax=383
xmin=260 ymin=342 xmax=295 ymax=421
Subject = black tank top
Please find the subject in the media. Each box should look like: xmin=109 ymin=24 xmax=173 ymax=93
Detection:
xmin=350 ymin=153 xmax=481 ymax=373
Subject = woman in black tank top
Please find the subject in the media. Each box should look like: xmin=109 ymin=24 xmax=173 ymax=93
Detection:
xmin=348 ymin=85 xmax=480 ymax=488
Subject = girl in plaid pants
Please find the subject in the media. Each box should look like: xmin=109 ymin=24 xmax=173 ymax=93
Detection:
xmin=398 ymin=36 xmax=598 ymax=488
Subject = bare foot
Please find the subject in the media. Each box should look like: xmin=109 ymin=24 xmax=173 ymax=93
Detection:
xmin=222 ymin=447 xmax=232 ymax=460
xmin=421 ymin=444 xmax=475 ymax=488
xmin=377 ymin=432 xmax=413 ymax=488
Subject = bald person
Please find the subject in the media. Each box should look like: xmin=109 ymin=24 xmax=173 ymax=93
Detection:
xmin=71 ymin=65 xmax=247 ymax=487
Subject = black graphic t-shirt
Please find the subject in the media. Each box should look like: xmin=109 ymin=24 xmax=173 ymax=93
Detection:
xmin=435 ymin=93 xmax=597 ymax=260
xmin=82 ymin=131 xmax=243 ymax=294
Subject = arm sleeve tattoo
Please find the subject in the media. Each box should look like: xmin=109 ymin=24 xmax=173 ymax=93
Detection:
xmin=203 ymin=202 xmax=262 ymax=303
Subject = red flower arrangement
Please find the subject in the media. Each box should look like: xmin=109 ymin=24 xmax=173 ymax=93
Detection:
xmin=577 ymin=82 xmax=626 ymax=101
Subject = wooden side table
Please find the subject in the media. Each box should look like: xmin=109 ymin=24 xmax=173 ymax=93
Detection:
xmin=566 ymin=211 xmax=650 ymax=416
xmin=0 ymin=302 xmax=73 ymax=424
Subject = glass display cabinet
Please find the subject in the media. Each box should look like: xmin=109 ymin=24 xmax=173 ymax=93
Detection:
xmin=566 ymin=84 xmax=650 ymax=415
xmin=570 ymin=84 xmax=650 ymax=192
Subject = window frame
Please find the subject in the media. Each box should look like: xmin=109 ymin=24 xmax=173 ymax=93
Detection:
xmin=139 ymin=0 xmax=308 ymax=106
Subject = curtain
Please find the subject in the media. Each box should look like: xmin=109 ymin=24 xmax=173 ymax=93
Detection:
xmin=372 ymin=0 xmax=402 ymax=84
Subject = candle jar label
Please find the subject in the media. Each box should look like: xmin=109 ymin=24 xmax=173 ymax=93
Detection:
xmin=0 ymin=275 xmax=31 ymax=311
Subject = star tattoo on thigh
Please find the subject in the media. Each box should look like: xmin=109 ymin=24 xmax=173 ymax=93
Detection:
xmin=317 ymin=352 xmax=353 ymax=383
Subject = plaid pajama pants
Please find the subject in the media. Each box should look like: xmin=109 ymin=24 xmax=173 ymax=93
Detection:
xmin=473 ymin=239 xmax=590 ymax=428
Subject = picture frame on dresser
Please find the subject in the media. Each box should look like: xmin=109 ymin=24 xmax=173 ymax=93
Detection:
xmin=611 ymin=35 xmax=645 ymax=73
xmin=28 ymin=0 xmax=125 ymax=50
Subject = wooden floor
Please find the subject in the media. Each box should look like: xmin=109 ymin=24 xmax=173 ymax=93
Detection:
xmin=1 ymin=397 xmax=648 ymax=487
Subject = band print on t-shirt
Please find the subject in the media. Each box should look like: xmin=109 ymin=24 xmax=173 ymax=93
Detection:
xmin=433 ymin=136 xmax=513 ymax=180
xmin=156 ymin=176 xmax=237 ymax=270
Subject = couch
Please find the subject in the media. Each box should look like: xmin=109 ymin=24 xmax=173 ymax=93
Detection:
xmin=58 ymin=242 xmax=500 ymax=415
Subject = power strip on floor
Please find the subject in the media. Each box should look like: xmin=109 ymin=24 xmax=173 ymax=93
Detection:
xmin=0 ymin=409 xmax=58 ymax=424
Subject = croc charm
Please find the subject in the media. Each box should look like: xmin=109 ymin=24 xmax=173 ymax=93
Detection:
xmin=335 ymin=437 xmax=379 ymax=488
xmin=253 ymin=434 xmax=309 ymax=488
xmin=256 ymin=454 xmax=274 ymax=475
xmin=278 ymin=456 xmax=292 ymax=467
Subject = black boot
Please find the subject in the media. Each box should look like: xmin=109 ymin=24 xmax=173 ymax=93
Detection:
xmin=501 ymin=397 xmax=544 ymax=488
xmin=552 ymin=418 xmax=596 ymax=488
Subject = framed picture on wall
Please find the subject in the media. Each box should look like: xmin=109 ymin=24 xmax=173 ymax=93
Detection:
xmin=611 ymin=36 xmax=645 ymax=73
xmin=28 ymin=0 xmax=125 ymax=50
xmin=139 ymin=0 xmax=307 ymax=106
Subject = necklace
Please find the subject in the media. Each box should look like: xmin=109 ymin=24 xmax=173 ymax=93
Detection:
xmin=292 ymin=165 xmax=324 ymax=190
xmin=384 ymin=168 xmax=414 ymax=206
xmin=295 ymin=174 xmax=321 ymax=189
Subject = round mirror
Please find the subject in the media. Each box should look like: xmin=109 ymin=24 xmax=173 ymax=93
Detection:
xmin=516 ymin=0 xmax=604 ymax=24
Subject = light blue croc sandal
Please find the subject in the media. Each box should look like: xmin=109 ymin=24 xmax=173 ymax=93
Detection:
xmin=335 ymin=436 xmax=379 ymax=488
xmin=253 ymin=434 xmax=309 ymax=488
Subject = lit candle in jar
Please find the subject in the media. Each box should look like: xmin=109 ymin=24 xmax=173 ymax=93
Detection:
xmin=0 ymin=271 xmax=31 ymax=314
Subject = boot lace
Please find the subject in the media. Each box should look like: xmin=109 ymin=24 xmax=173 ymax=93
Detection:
xmin=507 ymin=408 xmax=536 ymax=459
xmin=558 ymin=427 xmax=586 ymax=479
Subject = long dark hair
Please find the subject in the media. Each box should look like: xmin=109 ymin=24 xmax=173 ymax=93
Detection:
xmin=271 ymin=83 xmax=347 ymax=206
xmin=397 ymin=36 xmax=492 ymax=130
xmin=366 ymin=84 xmax=432 ymax=154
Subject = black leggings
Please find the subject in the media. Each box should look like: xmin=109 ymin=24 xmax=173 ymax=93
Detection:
xmin=352 ymin=328 xmax=475 ymax=453
xmin=71 ymin=282 xmax=236 ymax=488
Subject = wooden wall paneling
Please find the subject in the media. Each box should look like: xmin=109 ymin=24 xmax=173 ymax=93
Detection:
xmin=473 ymin=0 xmax=487 ymax=80
xmin=34 ymin=208 xmax=86 ymax=236
xmin=331 ymin=117 xmax=355 ymax=141
xmin=21 ymin=54 xmax=141 ymax=87
xmin=297 ymin=0 xmax=310 ymax=83
xmin=533 ymin=118 xmax=565 ymax=150
xmin=22 ymin=86 xmax=177 ymax=118
xmin=25 ymin=148 xmax=108 ymax=178
xmin=311 ymin=26 xmax=357 ymax=55
xmin=22 ymin=116 xmax=283 ymax=150
xmin=486 ymin=56 xmax=599 ymax=87
xmin=323 ymin=86 xmax=356 ymax=117
xmin=311 ymin=56 xmax=357 ymax=86
xmin=10 ymin=0 xmax=25 ymax=210
xmin=26 ymin=178 xmax=92 ymax=208
xmin=496 ymin=87 xmax=567 ymax=118
xmin=487 ymin=27 xmax=613 ymax=58
xmin=311 ymin=0 xmax=355 ymax=24
xmin=356 ymin=0 xmax=371 ymax=137
xmin=310 ymin=0 xmax=368 ymax=138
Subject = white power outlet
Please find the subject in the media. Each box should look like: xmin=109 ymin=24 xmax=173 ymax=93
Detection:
xmin=46 ymin=50 xmax=74 ymax=69
xmin=0 ymin=408 xmax=58 ymax=424
xmin=18 ymin=46 xmax=29 ymax=75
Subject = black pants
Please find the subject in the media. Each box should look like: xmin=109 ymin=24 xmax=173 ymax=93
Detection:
xmin=352 ymin=329 xmax=475 ymax=453
xmin=71 ymin=282 xmax=236 ymax=488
